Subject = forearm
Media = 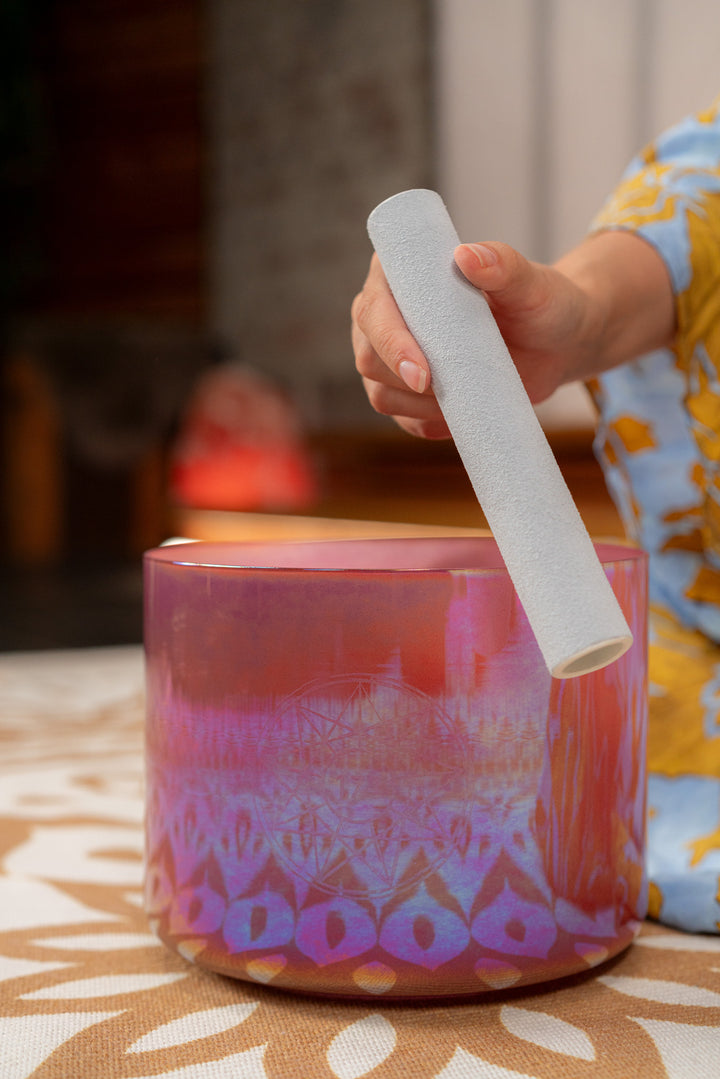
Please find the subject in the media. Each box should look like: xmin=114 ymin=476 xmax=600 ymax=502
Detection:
xmin=554 ymin=229 xmax=676 ymax=380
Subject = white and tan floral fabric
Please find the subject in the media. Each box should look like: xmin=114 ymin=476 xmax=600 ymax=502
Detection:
xmin=1 ymin=645 xmax=720 ymax=1078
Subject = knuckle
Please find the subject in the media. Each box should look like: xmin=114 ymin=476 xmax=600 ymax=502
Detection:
xmin=398 ymin=417 xmax=435 ymax=440
xmin=352 ymin=284 xmax=406 ymax=370
xmin=351 ymin=289 xmax=371 ymax=330
xmin=354 ymin=348 xmax=374 ymax=377
xmin=363 ymin=379 xmax=395 ymax=416
xmin=420 ymin=420 xmax=449 ymax=440
xmin=374 ymin=326 xmax=406 ymax=374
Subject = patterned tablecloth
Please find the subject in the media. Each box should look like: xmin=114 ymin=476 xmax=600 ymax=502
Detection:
xmin=1 ymin=645 xmax=720 ymax=1079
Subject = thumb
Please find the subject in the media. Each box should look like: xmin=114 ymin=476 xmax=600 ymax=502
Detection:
xmin=454 ymin=242 xmax=551 ymax=315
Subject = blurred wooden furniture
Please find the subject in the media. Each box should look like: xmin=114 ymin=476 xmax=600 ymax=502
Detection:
xmin=173 ymin=427 xmax=625 ymax=544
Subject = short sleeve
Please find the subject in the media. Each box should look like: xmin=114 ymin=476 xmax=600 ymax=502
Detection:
xmin=589 ymin=98 xmax=720 ymax=617
xmin=591 ymin=100 xmax=720 ymax=334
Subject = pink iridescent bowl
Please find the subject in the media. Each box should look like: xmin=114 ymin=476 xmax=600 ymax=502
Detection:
xmin=143 ymin=536 xmax=648 ymax=999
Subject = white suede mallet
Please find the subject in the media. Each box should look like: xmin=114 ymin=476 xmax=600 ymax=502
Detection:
xmin=367 ymin=189 xmax=632 ymax=678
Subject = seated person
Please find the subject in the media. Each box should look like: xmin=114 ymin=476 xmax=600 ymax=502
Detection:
xmin=351 ymin=100 xmax=720 ymax=934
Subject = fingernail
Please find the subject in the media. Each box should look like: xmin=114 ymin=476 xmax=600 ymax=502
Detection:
xmin=466 ymin=243 xmax=498 ymax=267
xmin=398 ymin=359 xmax=428 ymax=393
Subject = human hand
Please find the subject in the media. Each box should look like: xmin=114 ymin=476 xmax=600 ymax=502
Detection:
xmin=351 ymin=231 xmax=673 ymax=439
xmin=351 ymin=242 xmax=597 ymax=439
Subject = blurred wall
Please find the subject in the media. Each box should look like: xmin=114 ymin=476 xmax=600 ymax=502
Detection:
xmin=206 ymin=0 xmax=720 ymax=433
xmin=28 ymin=0 xmax=206 ymax=321
xmin=436 ymin=0 xmax=720 ymax=263
xmin=1 ymin=0 xmax=209 ymax=563
xmin=435 ymin=0 xmax=720 ymax=429
xmin=205 ymin=0 xmax=433 ymax=429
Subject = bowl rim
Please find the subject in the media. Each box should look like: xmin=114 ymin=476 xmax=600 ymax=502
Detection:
xmin=143 ymin=535 xmax=647 ymax=576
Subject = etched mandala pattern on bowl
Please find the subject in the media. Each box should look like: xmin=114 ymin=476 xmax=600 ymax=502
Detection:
xmin=254 ymin=674 xmax=472 ymax=900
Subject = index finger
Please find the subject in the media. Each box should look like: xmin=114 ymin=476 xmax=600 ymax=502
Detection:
xmin=351 ymin=255 xmax=431 ymax=394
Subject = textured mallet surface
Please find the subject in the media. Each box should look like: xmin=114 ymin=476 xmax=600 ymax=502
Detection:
xmin=367 ymin=189 xmax=632 ymax=678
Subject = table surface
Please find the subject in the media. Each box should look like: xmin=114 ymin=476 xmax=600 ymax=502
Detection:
xmin=1 ymin=645 xmax=720 ymax=1079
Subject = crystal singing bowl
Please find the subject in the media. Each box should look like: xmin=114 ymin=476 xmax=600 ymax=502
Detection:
xmin=143 ymin=537 xmax=648 ymax=999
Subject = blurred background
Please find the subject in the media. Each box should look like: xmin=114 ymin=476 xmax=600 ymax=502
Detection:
xmin=1 ymin=0 xmax=718 ymax=649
